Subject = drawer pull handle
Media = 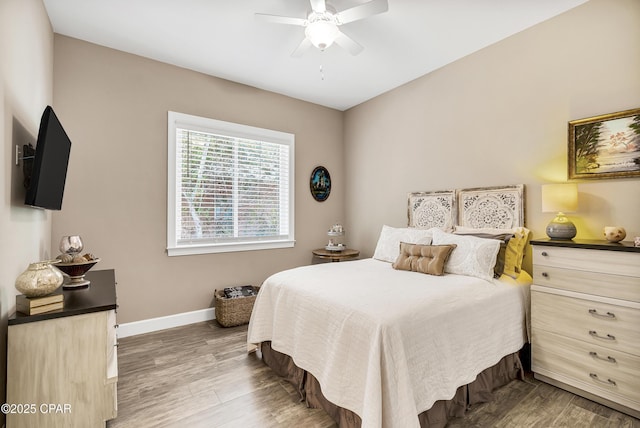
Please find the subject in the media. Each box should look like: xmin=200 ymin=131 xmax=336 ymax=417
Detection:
xmin=589 ymin=373 xmax=617 ymax=386
xmin=541 ymin=251 xmax=548 ymax=256
xmin=541 ymin=272 xmax=549 ymax=278
xmin=589 ymin=352 xmax=617 ymax=364
xmin=588 ymin=309 xmax=616 ymax=319
xmin=589 ymin=330 xmax=616 ymax=341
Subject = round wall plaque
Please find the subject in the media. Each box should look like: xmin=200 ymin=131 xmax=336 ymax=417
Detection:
xmin=310 ymin=166 xmax=331 ymax=202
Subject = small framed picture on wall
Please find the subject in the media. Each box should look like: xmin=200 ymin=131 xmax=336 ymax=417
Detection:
xmin=568 ymin=107 xmax=640 ymax=179
xmin=310 ymin=166 xmax=331 ymax=202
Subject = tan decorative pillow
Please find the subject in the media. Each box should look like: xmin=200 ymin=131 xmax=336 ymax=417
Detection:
xmin=392 ymin=242 xmax=457 ymax=276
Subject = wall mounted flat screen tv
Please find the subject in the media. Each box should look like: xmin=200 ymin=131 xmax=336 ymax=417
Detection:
xmin=24 ymin=106 xmax=72 ymax=210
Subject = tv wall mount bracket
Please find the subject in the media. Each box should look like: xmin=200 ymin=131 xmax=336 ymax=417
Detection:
xmin=17 ymin=144 xmax=35 ymax=189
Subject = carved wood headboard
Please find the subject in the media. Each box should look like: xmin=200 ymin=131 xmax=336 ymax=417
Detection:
xmin=408 ymin=185 xmax=525 ymax=230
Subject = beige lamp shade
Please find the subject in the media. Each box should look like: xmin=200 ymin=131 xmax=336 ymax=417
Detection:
xmin=541 ymin=183 xmax=578 ymax=213
xmin=542 ymin=183 xmax=578 ymax=239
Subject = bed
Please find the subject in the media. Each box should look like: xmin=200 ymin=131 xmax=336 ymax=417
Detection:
xmin=247 ymin=185 xmax=532 ymax=428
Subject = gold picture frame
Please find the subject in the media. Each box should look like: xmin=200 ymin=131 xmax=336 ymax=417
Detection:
xmin=568 ymin=108 xmax=640 ymax=179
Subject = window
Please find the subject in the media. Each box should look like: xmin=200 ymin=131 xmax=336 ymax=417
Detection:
xmin=167 ymin=111 xmax=295 ymax=256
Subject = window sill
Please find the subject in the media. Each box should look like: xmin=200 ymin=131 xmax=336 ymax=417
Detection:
xmin=167 ymin=239 xmax=295 ymax=256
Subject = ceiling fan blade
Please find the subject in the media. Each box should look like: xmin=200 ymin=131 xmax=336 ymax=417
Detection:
xmin=255 ymin=13 xmax=306 ymax=26
xmin=291 ymin=37 xmax=313 ymax=57
xmin=309 ymin=0 xmax=326 ymax=13
xmin=336 ymin=0 xmax=388 ymax=24
xmin=334 ymin=31 xmax=364 ymax=56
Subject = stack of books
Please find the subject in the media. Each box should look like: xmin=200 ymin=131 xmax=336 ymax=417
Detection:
xmin=16 ymin=292 xmax=64 ymax=315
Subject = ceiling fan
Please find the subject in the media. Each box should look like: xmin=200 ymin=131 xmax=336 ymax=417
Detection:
xmin=256 ymin=0 xmax=389 ymax=57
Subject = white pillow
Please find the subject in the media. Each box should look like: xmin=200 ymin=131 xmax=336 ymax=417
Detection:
xmin=431 ymin=228 xmax=501 ymax=281
xmin=372 ymin=225 xmax=434 ymax=263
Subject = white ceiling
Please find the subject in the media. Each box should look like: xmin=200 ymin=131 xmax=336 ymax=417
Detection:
xmin=43 ymin=0 xmax=587 ymax=111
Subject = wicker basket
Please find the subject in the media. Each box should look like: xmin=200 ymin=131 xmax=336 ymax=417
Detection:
xmin=214 ymin=287 xmax=259 ymax=327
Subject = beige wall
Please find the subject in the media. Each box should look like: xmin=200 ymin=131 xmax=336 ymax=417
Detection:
xmin=51 ymin=0 xmax=639 ymax=325
xmin=0 ymin=0 xmax=53 ymax=412
xmin=344 ymin=0 xmax=640 ymax=267
xmin=52 ymin=36 xmax=344 ymax=324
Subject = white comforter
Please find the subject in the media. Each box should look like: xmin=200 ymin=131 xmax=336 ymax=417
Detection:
xmin=248 ymin=258 xmax=530 ymax=428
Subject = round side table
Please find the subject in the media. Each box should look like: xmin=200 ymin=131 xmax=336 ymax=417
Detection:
xmin=312 ymin=248 xmax=360 ymax=262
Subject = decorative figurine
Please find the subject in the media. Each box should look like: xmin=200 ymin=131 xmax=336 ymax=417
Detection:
xmin=603 ymin=226 xmax=626 ymax=243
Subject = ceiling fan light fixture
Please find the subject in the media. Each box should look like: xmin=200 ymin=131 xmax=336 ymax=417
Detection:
xmin=305 ymin=18 xmax=339 ymax=50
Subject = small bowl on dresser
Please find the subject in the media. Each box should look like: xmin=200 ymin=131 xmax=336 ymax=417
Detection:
xmin=55 ymin=259 xmax=100 ymax=289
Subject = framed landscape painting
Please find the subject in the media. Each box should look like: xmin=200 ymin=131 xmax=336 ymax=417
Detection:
xmin=568 ymin=108 xmax=640 ymax=179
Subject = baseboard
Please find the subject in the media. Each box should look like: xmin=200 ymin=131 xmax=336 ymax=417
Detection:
xmin=118 ymin=308 xmax=216 ymax=338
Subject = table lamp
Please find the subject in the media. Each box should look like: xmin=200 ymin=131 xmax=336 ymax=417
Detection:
xmin=542 ymin=183 xmax=578 ymax=240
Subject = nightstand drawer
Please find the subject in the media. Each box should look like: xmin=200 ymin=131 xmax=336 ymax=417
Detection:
xmin=532 ymin=329 xmax=640 ymax=406
xmin=532 ymin=266 xmax=640 ymax=302
xmin=533 ymin=246 xmax=640 ymax=277
xmin=532 ymin=288 xmax=640 ymax=356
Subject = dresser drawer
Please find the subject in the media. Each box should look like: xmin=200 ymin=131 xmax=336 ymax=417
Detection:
xmin=533 ymin=266 xmax=640 ymax=302
xmin=532 ymin=246 xmax=640 ymax=278
xmin=532 ymin=329 xmax=640 ymax=407
xmin=531 ymin=288 xmax=640 ymax=356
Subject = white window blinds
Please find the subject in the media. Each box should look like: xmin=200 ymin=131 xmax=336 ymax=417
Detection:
xmin=167 ymin=112 xmax=294 ymax=255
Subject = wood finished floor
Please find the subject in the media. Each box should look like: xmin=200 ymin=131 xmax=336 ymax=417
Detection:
xmin=107 ymin=321 xmax=640 ymax=428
